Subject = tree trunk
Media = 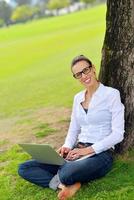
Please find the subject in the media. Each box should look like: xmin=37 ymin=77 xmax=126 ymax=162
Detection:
xmin=99 ymin=0 xmax=134 ymax=153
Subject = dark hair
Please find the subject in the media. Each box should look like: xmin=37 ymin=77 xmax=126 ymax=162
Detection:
xmin=71 ymin=55 xmax=92 ymax=68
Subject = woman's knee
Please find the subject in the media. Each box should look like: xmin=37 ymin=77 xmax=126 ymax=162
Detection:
xmin=18 ymin=163 xmax=26 ymax=178
xmin=18 ymin=160 xmax=36 ymax=178
xmin=58 ymin=154 xmax=113 ymax=185
xmin=59 ymin=170 xmax=74 ymax=185
xmin=58 ymin=163 xmax=79 ymax=185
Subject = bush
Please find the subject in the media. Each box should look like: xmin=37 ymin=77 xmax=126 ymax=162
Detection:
xmin=11 ymin=5 xmax=34 ymax=23
xmin=0 ymin=18 xmax=4 ymax=27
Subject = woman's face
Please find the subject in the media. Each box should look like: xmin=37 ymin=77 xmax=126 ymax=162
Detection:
xmin=72 ymin=60 xmax=97 ymax=88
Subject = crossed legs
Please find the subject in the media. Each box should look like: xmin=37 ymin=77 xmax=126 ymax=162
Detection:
xmin=18 ymin=151 xmax=113 ymax=199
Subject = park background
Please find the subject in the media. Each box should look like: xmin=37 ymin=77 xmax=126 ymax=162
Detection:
xmin=0 ymin=0 xmax=133 ymax=199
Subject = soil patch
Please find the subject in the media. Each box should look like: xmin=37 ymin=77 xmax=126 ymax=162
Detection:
xmin=0 ymin=107 xmax=71 ymax=151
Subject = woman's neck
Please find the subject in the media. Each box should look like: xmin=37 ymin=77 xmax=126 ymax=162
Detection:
xmin=86 ymin=81 xmax=100 ymax=97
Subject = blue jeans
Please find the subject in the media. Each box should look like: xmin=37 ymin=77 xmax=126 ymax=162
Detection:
xmin=18 ymin=150 xmax=113 ymax=188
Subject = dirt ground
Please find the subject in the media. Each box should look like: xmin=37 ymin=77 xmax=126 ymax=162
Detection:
xmin=0 ymin=107 xmax=71 ymax=152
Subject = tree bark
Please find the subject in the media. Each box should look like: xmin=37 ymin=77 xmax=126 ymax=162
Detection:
xmin=99 ymin=0 xmax=134 ymax=153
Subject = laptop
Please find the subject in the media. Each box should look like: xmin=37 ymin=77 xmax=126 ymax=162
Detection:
xmin=19 ymin=143 xmax=94 ymax=165
xmin=19 ymin=143 xmax=66 ymax=165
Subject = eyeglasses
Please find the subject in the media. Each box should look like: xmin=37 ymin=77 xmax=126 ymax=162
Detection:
xmin=73 ymin=66 xmax=92 ymax=79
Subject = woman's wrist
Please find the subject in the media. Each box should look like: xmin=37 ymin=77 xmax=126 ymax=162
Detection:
xmin=86 ymin=146 xmax=95 ymax=155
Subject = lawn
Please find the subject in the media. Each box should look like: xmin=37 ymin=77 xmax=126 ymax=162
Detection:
xmin=0 ymin=4 xmax=105 ymax=118
xmin=0 ymin=145 xmax=133 ymax=200
xmin=0 ymin=3 xmax=133 ymax=200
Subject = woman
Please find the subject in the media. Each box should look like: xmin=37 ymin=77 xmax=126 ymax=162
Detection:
xmin=18 ymin=55 xmax=125 ymax=200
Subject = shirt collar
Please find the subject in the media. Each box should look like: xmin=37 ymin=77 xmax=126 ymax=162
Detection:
xmin=79 ymin=82 xmax=104 ymax=102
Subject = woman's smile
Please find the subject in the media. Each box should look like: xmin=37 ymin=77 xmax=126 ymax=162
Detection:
xmin=82 ymin=77 xmax=91 ymax=84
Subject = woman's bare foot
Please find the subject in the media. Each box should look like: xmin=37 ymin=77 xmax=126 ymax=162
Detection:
xmin=58 ymin=183 xmax=65 ymax=190
xmin=57 ymin=182 xmax=81 ymax=200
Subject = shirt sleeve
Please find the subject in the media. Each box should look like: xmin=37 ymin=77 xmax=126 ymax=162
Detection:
xmin=92 ymin=90 xmax=125 ymax=154
xmin=63 ymin=95 xmax=81 ymax=149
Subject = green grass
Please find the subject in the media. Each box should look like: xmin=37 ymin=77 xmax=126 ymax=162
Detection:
xmin=34 ymin=123 xmax=57 ymax=137
xmin=58 ymin=118 xmax=70 ymax=123
xmin=0 ymin=4 xmax=133 ymax=200
xmin=0 ymin=145 xmax=133 ymax=200
xmin=0 ymin=139 xmax=9 ymax=147
xmin=0 ymin=4 xmax=106 ymax=118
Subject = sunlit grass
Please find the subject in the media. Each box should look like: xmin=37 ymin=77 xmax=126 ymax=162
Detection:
xmin=0 ymin=4 xmax=106 ymax=118
xmin=2 ymin=4 xmax=133 ymax=200
xmin=0 ymin=145 xmax=133 ymax=200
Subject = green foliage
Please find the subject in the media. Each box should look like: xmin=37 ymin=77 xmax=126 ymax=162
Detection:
xmin=11 ymin=5 xmax=33 ymax=22
xmin=47 ymin=0 xmax=70 ymax=10
xmin=81 ymin=0 xmax=95 ymax=4
xmin=31 ymin=6 xmax=41 ymax=17
xmin=0 ymin=1 xmax=12 ymax=25
xmin=0 ymin=18 xmax=4 ymax=27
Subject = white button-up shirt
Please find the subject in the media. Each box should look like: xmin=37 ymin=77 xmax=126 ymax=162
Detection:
xmin=63 ymin=83 xmax=125 ymax=154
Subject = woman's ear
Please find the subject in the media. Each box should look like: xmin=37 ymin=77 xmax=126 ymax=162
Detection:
xmin=92 ymin=65 xmax=96 ymax=73
xmin=92 ymin=65 xmax=98 ymax=80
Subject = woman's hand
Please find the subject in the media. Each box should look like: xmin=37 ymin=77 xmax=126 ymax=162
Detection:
xmin=57 ymin=146 xmax=71 ymax=158
xmin=66 ymin=146 xmax=95 ymax=160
